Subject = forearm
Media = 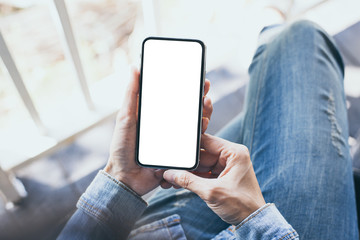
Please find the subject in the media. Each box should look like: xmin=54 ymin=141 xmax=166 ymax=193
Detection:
xmin=58 ymin=170 xmax=147 ymax=240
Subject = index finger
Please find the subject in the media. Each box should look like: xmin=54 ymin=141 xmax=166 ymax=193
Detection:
xmin=200 ymin=133 xmax=232 ymax=155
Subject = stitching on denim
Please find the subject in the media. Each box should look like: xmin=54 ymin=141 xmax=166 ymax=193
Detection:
xmin=129 ymin=217 xmax=181 ymax=235
xmin=279 ymin=230 xmax=298 ymax=240
xmin=249 ymin=48 xmax=268 ymax=153
xmin=77 ymin=198 xmax=116 ymax=239
xmin=100 ymin=171 xmax=147 ymax=205
xmin=166 ymin=224 xmax=174 ymax=240
xmin=166 ymin=218 xmax=183 ymax=240
xmin=235 ymin=203 xmax=272 ymax=230
xmin=228 ymin=225 xmax=235 ymax=232
xmin=78 ymin=198 xmax=108 ymax=223
xmin=136 ymin=218 xmax=180 ymax=233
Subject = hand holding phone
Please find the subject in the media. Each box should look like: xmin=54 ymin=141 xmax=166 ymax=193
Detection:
xmin=104 ymin=61 xmax=212 ymax=196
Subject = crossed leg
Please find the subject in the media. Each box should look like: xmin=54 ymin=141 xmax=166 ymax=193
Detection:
xmin=133 ymin=21 xmax=358 ymax=240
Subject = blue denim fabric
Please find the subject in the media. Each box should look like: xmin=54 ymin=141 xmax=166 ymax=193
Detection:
xmin=58 ymin=170 xmax=147 ymax=240
xmin=128 ymin=214 xmax=186 ymax=239
xmin=59 ymin=20 xmax=359 ymax=240
xmin=133 ymin=21 xmax=358 ymax=239
xmin=58 ymin=171 xmax=297 ymax=239
xmin=234 ymin=203 xmax=298 ymax=239
xmin=211 ymin=204 xmax=298 ymax=239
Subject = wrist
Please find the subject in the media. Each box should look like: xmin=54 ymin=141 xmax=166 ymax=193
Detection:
xmin=103 ymin=164 xmax=144 ymax=196
xmin=100 ymin=170 xmax=145 ymax=204
xmin=234 ymin=197 xmax=267 ymax=225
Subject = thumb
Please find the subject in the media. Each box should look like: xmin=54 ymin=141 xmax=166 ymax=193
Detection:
xmin=163 ymin=170 xmax=208 ymax=195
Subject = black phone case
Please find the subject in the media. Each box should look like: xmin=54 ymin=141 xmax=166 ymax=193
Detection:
xmin=135 ymin=37 xmax=206 ymax=170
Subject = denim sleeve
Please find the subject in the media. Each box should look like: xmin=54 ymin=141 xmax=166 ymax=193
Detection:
xmin=58 ymin=170 xmax=147 ymax=240
xmin=234 ymin=203 xmax=299 ymax=240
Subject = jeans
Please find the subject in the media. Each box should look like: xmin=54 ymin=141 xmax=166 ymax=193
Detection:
xmin=133 ymin=21 xmax=359 ymax=239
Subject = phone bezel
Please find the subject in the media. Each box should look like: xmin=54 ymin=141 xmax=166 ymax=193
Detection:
xmin=135 ymin=37 xmax=206 ymax=170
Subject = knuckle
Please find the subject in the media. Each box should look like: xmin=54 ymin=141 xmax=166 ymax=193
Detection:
xmin=233 ymin=143 xmax=249 ymax=156
xmin=226 ymin=144 xmax=250 ymax=164
xmin=238 ymin=145 xmax=251 ymax=163
xmin=177 ymin=173 xmax=192 ymax=189
xmin=241 ymin=145 xmax=250 ymax=156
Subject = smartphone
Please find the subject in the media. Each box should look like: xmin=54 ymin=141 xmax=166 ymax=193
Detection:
xmin=136 ymin=37 xmax=206 ymax=170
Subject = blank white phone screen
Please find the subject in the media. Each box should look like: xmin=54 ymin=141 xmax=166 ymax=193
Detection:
xmin=138 ymin=39 xmax=204 ymax=168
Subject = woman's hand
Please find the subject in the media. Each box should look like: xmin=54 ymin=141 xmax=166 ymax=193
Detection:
xmin=104 ymin=69 xmax=213 ymax=196
xmin=163 ymin=134 xmax=266 ymax=225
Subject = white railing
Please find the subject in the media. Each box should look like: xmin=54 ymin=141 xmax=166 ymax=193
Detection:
xmin=0 ymin=0 xmax=154 ymax=206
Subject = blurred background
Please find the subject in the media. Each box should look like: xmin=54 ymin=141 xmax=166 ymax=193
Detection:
xmin=0 ymin=0 xmax=359 ymax=239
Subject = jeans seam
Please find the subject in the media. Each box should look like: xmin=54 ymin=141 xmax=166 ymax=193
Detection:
xmin=129 ymin=217 xmax=181 ymax=235
xmin=278 ymin=230 xmax=298 ymax=240
xmin=249 ymin=48 xmax=268 ymax=153
xmin=78 ymin=198 xmax=108 ymax=223
xmin=166 ymin=224 xmax=174 ymax=240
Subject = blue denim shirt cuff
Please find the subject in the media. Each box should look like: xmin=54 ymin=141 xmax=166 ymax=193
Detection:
xmin=76 ymin=170 xmax=147 ymax=239
xmin=234 ymin=203 xmax=299 ymax=240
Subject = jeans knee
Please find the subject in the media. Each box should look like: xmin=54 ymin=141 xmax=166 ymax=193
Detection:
xmin=287 ymin=20 xmax=344 ymax=75
xmin=266 ymin=20 xmax=344 ymax=77
xmin=281 ymin=20 xmax=327 ymax=50
xmin=286 ymin=20 xmax=322 ymax=37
